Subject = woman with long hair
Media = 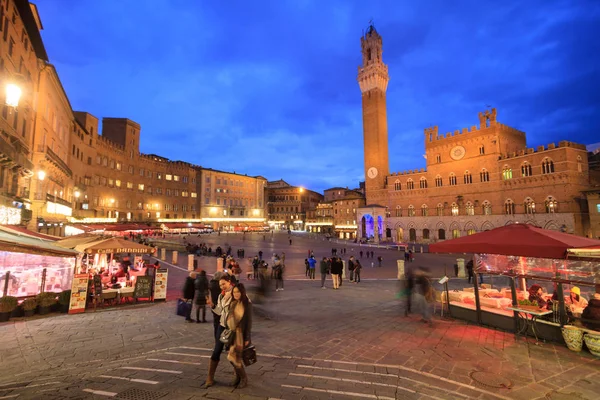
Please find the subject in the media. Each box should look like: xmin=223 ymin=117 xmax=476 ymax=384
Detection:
xmin=226 ymin=283 xmax=252 ymax=388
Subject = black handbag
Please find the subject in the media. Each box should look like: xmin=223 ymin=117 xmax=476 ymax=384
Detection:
xmin=242 ymin=345 xmax=257 ymax=366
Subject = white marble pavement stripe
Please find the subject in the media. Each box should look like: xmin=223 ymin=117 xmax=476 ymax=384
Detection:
xmin=119 ymin=367 xmax=182 ymax=374
xmin=175 ymin=346 xmax=512 ymax=400
xmin=97 ymin=375 xmax=159 ymax=385
xmin=0 ymin=395 xmax=19 ymax=399
xmin=296 ymin=365 xmax=471 ymax=399
xmin=289 ymin=372 xmax=425 ymax=396
xmin=146 ymin=358 xmax=202 ymax=366
xmin=82 ymin=388 xmax=117 ymax=397
xmin=281 ymin=384 xmax=396 ymax=400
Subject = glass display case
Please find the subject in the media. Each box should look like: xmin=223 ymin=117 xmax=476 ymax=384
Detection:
xmin=0 ymin=251 xmax=76 ymax=297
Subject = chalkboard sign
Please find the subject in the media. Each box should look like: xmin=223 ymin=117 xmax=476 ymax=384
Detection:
xmin=93 ymin=275 xmax=103 ymax=296
xmin=134 ymin=276 xmax=152 ymax=300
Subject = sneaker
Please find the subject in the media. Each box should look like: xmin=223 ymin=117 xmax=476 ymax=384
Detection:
xmin=321 ymin=286 xmax=326 ymax=289
xmin=280 ymin=288 xmax=284 ymax=291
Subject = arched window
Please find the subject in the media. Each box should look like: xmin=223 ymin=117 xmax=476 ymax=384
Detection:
xmin=408 ymin=205 xmax=415 ymax=217
xmin=524 ymin=198 xmax=536 ymax=214
xmin=479 ymin=145 xmax=485 ymax=155
xmin=435 ymin=175 xmax=443 ymax=187
xmin=542 ymin=158 xmax=555 ymax=174
xmin=436 ymin=154 xmax=441 ymax=163
xmin=577 ymin=155 xmax=583 ymax=173
xmin=436 ymin=203 xmax=444 ymax=216
xmin=480 ymin=168 xmax=490 ymax=182
xmin=419 ymin=177 xmax=428 ymax=189
xmin=394 ymin=180 xmax=401 ymax=191
xmin=421 ymin=204 xmax=428 ymax=216
xmin=504 ymin=199 xmax=515 ymax=215
xmin=482 ymin=200 xmax=492 ymax=215
xmin=521 ymin=162 xmax=532 ymax=177
xmin=502 ymin=166 xmax=513 ymax=180
xmin=449 ymin=173 xmax=457 ymax=186
xmin=545 ymin=196 xmax=558 ymax=213
xmin=407 ymin=179 xmax=414 ymax=190
xmin=423 ymin=229 xmax=430 ymax=239
xmin=465 ymin=201 xmax=474 ymax=216
xmin=463 ymin=171 xmax=472 ymax=184
xmin=451 ymin=202 xmax=459 ymax=216
xmin=395 ymin=205 xmax=402 ymax=217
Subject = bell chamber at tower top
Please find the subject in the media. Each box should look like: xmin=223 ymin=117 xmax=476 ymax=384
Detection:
xmin=357 ymin=24 xmax=389 ymax=94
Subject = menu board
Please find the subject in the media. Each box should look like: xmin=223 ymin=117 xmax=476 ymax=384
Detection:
xmin=134 ymin=276 xmax=152 ymax=300
xmin=68 ymin=274 xmax=89 ymax=314
xmin=153 ymin=268 xmax=168 ymax=301
xmin=92 ymin=274 xmax=102 ymax=295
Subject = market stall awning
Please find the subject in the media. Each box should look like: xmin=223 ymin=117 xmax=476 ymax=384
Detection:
xmin=429 ymin=224 xmax=600 ymax=259
xmin=0 ymin=226 xmax=79 ymax=257
xmin=161 ymin=223 xmax=205 ymax=229
xmin=1 ymin=225 xmax=60 ymax=241
xmin=55 ymin=234 xmax=105 ymax=250
xmin=74 ymin=237 xmax=156 ymax=255
xmin=71 ymin=223 xmax=151 ymax=232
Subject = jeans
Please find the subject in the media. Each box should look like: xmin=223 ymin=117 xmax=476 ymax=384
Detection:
xmin=210 ymin=325 xmax=226 ymax=361
xmin=415 ymin=293 xmax=431 ymax=321
xmin=321 ymin=273 xmax=327 ymax=287
xmin=354 ymin=270 xmax=360 ymax=283
xmin=349 ymin=270 xmax=354 ymax=281
xmin=212 ymin=312 xmax=220 ymax=341
xmin=276 ymin=277 xmax=284 ymax=289
xmin=308 ymin=268 xmax=315 ymax=279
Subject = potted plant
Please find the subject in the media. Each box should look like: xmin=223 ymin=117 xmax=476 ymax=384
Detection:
xmin=21 ymin=298 xmax=38 ymax=317
xmin=36 ymin=292 xmax=57 ymax=315
xmin=0 ymin=296 xmax=18 ymax=322
xmin=58 ymin=290 xmax=71 ymax=313
xmin=518 ymin=299 xmax=541 ymax=312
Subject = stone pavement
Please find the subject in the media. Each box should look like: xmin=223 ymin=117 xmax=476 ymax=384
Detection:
xmin=0 ymin=276 xmax=598 ymax=400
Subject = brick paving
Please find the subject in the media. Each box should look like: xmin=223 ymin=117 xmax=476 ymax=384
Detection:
xmin=0 ymin=232 xmax=598 ymax=399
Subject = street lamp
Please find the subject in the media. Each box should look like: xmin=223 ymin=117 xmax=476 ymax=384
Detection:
xmin=5 ymin=83 xmax=22 ymax=109
xmin=37 ymin=170 xmax=46 ymax=181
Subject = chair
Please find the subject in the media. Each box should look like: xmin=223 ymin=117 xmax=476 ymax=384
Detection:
xmin=101 ymin=291 xmax=118 ymax=307
xmin=433 ymin=289 xmax=447 ymax=317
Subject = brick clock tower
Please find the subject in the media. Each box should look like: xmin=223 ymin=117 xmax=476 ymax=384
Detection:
xmin=358 ymin=24 xmax=390 ymax=203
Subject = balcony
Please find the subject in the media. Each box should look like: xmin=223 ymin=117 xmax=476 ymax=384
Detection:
xmin=0 ymin=133 xmax=34 ymax=173
xmin=42 ymin=146 xmax=72 ymax=177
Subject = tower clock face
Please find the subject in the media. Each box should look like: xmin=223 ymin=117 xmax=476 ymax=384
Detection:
xmin=367 ymin=167 xmax=378 ymax=179
xmin=450 ymin=146 xmax=466 ymax=161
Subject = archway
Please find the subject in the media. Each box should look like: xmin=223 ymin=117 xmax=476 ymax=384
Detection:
xmin=386 ymin=227 xmax=392 ymax=238
xmin=361 ymin=215 xmax=374 ymax=238
xmin=396 ymin=228 xmax=404 ymax=242
xmin=423 ymin=228 xmax=430 ymax=240
xmin=409 ymin=228 xmax=417 ymax=242
xmin=438 ymin=229 xmax=446 ymax=240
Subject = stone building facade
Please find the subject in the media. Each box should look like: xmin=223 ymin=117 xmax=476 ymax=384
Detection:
xmin=266 ymin=179 xmax=323 ymax=230
xmin=357 ymin=24 xmax=592 ymax=243
xmin=306 ymin=187 xmax=366 ymax=239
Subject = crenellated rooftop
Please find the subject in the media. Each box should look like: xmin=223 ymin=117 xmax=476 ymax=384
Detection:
xmin=96 ymin=134 xmax=125 ymax=152
xmin=499 ymin=140 xmax=587 ymax=160
xmin=139 ymin=153 xmax=199 ymax=170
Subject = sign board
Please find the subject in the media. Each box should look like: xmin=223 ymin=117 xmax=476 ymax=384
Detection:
xmin=438 ymin=276 xmax=449 ymax=284
xmin=153 ymin=268 xmax=168 ymax=300
xmin=134 ymin=275 xmax=152 ymax=300
xmin=68 ymin=274 xmax=89 ymax=314
xmin=92 ymin=274 xmax=102 ymax=296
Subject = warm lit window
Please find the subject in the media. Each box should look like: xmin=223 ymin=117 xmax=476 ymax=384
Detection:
xmin=483 ymin=201 xmax=492 ymax=215
xmin=408 ymin=205 xmax=415 ymax=217
xmin=191 ymin=192 xmax=197 ymax=198
xmin=524 ymin=198 xmax=535 ymax=214
xmin=502 ymin=167 xmax=513 ymax=180
xmin=138 ymin=184 xmax=144 ymax=191
xmin=421 ymin=204 xmax=428 ymax=216
xmin=395 ymin=206 xmax=402 ymax=217
xmin=465 ymin=202 xmax=474 ymax=216
xmin=451 ymin=203 xmax=459 ymax=216
xmin=127 ymin=182 xmax=133 ymax=189
xmin=116 ymin=162 xmax=122 ymax=171
xmin=546 ymin=197 xmax=558 ymax=213
xmin=174 ymin=175 xmax=180 ymax=182
xmin=437 ymin=204 xmax=443 ymax=216
xmin=166 ymin=174 xmax=172 ymax=181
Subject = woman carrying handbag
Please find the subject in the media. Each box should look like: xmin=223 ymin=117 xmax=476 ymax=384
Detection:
xmin=226 ymin=283 xmax=253 ymax=388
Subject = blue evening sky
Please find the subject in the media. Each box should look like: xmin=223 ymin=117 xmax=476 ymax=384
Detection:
xmin=35 ymin=0 xmax=600 ymax=193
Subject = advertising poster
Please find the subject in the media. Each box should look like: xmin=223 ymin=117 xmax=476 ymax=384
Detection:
xmin=68 ymin=273 xmax=89 ymax=314
xmin=153 ymin=268 xmax=168 ymax=300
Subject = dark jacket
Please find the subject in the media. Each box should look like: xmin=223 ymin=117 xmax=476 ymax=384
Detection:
xmin=330 ymin=258 xmax=343 ymax=275
xmin=582 ymin=298 xmax=600 ymax=331
xmin=194 ymin=274 xmax=209 ymax=305
xmin=239 ymin=302 xmax=253 ymax=343
xmin=183 ymin=277 xmax=195 ymax=300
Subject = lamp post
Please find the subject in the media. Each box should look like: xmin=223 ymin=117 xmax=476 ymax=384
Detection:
xmin=4 ymin=83 xmax=22 ymax=110
xmin=74 ymin=190 xmax=80 ymax=216
xmin=35 ymin=170 xmax=45 ymax=232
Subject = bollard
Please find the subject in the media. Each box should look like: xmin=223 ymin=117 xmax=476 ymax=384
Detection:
xmin=187 ymin=254 xmax=194 ymax=271
xmin=420 ymin=246 xmax=423 ymax=253
xmin=160 ymin=248 xmax=166 ymax=261
xmin=216 ymin=257 xmax=224 ymax=272
xmin=457 ymin=258 xmax=466 ymax=278
xmin=397 ymin=260 xmax=405 ymax=280
xmin=172 ymin=250 xmax=178 ymax=265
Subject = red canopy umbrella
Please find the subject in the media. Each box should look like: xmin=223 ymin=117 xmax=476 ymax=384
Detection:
xmin=429 ymin=224 xmax=600 ymax=259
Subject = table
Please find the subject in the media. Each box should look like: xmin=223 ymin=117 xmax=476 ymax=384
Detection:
xmin=507 ymin=306 xmax=553 ymax=344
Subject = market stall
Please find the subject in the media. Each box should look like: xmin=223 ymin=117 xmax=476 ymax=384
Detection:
xmin=430 ymin=224 xmax=600 ymax=346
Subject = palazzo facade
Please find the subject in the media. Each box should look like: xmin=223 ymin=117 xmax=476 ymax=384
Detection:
xmin=357 ymin=24 xmax=592 ymax=242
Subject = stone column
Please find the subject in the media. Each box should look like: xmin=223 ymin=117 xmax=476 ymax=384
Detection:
xmin=160 ymin=248 xmax=166 ymax=261
xmin=172 ymin=250 xmax=178 ymax=265
xmin=187 ymin=254 xmax=194 ymax=271
xmin=397 ymin=259 xmax=405 ymax=280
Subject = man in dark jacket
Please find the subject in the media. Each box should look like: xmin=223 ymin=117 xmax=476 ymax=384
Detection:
xmin=182 ymin=272 xmax=196 ymax=322
xmin=582 ymin=285 xmax=600 ymax=331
